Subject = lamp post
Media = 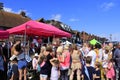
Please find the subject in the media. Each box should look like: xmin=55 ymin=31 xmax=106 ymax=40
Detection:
xmin=110 ymin=34 xmax=112 ymax=42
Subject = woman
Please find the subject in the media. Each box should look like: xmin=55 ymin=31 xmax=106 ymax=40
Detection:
xmin=102 ymin=46 xmax=110 ymax=80
xmin=32 ymin=53 xmax=39 ymax=70
xmin=58 ymin=44 xmax=70 ymax=80
xmin=39 ymin=55 xmax=47 ymax=80
xmin=11 ymin=41 xmax=27 ymax=80
xmin=69 ymin=44 xmax=82 ymax=80
xmin=38 ymin=46 xmax=46 ymax=59
xmin=40 ymin=45 xmax=53 ymax=80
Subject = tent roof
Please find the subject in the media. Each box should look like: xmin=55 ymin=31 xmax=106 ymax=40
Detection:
xmin=7 ymin=20 xmax=71 ymax=37
xmin=0 ymin=30 xmax=9 ymax=39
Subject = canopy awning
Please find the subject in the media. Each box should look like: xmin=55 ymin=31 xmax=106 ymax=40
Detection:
xmin=7 ymin=20 xmax=71 ymax=37
xmin=0 ymin=30 xmax=9 ymax=39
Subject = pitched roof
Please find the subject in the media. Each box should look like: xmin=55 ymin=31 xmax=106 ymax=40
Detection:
xmin=37 ymin=19 xmax=73 ymax=33
xmin=0 ymin=10 xmax=31 ymax=29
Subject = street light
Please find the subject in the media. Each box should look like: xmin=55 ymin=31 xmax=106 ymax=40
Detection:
xmin=110 ymin=34 xmax=112 ymax=42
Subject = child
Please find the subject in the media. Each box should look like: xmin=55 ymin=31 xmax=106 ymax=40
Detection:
xmin=50 ymin=58 xmax=60 ymax=80
xmin=82 ymin=56 xmax=95 ymax=80
xmin=32 ymin=53 xmax=39 ymax=70
xmin=94 ymin=62 xmax=101 ymax=80
xmin=106 ymin=59 xmax=115 ymax=80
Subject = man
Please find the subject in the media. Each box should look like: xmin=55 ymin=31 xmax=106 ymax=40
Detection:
xmin=113 ymin=42 xmax=120 ymax=80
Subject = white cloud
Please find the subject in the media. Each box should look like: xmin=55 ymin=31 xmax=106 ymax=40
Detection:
xmin=3 ymin=7 xmax=13 ymax=12
xmin=3 ymin=7 xmax=31 ymax=16
xmin=51 ymin=14 xmax=61 ymax=21
xmin=69 ymin=18 xmax=79 ymax=22
xmin=101 ymin=2 xmax=115 ymax=11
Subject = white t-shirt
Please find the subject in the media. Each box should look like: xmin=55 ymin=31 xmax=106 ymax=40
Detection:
xmin=87 ymin=50 xmax=96 ymax=67
xmin=51 ymin=66 xmax=59 ymax=80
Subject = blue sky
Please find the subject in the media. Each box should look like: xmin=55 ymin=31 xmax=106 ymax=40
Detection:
xmin=1 ymin=0 xmax=120 ymax=41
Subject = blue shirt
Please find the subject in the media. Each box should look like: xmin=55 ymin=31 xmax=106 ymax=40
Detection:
xmin=82 ymin=66 xmax=95 ymax=80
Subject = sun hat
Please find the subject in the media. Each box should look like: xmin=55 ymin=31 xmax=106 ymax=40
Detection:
xmin=64 ymin=44 xmax=69 ymax=50
xmin=34 ymin=53 xmax=38 ymax=56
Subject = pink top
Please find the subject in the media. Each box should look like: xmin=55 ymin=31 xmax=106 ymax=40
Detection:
xmin=60 ymin=51 xmax=70 ymax=70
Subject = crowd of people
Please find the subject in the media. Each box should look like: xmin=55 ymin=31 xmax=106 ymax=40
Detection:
xmin=0 ymin=39 xmax=120 ymax=80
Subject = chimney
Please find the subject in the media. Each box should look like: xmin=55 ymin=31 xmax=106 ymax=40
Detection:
xmin=20 ymin=11 xmax=26 ymax=17
xmin=0 ymin=2 xmax=3 ymax=10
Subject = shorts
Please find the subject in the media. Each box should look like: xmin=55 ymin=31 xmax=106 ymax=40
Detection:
xmin=18 ymin=59 xmax=27 ymax=69
xmin=40 ymin=74 xmax=48 ymax=78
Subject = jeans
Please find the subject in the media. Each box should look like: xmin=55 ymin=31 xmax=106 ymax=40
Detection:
xmin=60 ymin=69 xmax=69 ymax=80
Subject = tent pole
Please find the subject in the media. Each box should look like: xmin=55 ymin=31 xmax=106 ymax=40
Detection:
xmin=7 ymin=39 xmax=10 ymax=59
xmin=24 ymin=26 xmax=27 ymax=46
xmin=28 ymin=40 xmax=30 ymax=56
xmin=48 ymin=37 xmax=50 ymax=44
xmin=24 ymin=25 xmax=27 ymax=58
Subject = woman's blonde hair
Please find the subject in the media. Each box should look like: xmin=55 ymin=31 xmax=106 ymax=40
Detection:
xmin=57 ymin=46 xmax=63 ymax=53
xmin=40 ymin=46 xmax=46 ymax=53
